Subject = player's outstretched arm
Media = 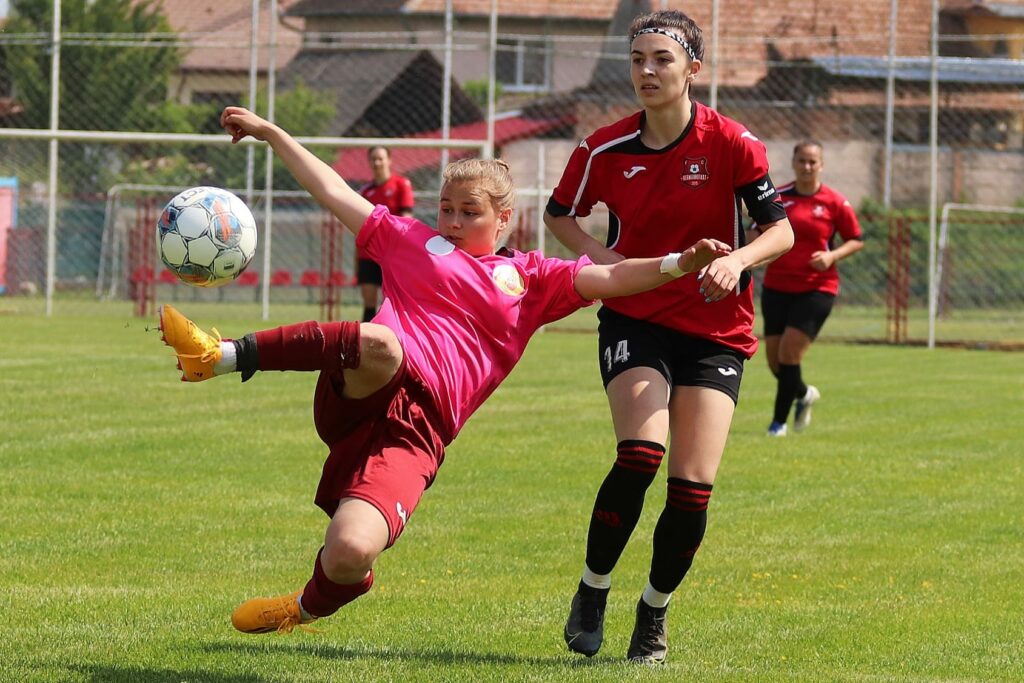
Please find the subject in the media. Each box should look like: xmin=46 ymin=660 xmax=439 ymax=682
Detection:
xmin=544 ymin=212 xmax=624 ymax=265
xmin=574 ymin=238 xmax=732 ymax=301
xmin=220 ymin=106 xmax=374 ymax=236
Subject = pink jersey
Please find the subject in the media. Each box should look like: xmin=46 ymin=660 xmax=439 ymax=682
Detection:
xmin=357 ymin=205 xmax=593 ymax=441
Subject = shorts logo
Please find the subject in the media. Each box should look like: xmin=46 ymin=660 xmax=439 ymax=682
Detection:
xmin=717 ymin=367 xmax=738 ymax=377
xmin=396 ymin=501 xmax=408 ymax=526
xmin=681 ymin=157 xmax=710 ymax=188
xmin=492 ymin=263 xmax=525 ymax=296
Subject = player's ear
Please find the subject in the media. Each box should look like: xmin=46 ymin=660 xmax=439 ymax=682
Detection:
xmin=497 ymin=207 xmax=513 ymax=233
xmin=688 ymin=59 xmax=702 ymax=80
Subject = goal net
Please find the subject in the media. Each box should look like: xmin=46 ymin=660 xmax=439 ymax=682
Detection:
xmin=933 ymin=203 xmax=1024 ymax=349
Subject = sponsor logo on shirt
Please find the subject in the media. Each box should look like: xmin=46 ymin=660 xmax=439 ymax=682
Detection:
xmin=492 ymin=264 xmax=525 ymax=296
xmin=718 ymin=367 xmax=738 ymax=377
xmin=623 ymin=165 xmax=647 ymax=179
xmin=756 ymin=181 xmax=775 ymax=202
xmin=681 ymin=156 xmax=710 ymax=188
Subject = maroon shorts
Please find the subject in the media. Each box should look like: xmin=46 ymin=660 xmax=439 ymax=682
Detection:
xmin=311 ymin=358 xmax=447 ymax=547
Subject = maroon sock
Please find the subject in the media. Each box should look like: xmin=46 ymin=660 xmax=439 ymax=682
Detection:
xmin=300 ymin=547 xmax=374 ymax=618
xmin=253 ymin=321 xmax=361 ymax=373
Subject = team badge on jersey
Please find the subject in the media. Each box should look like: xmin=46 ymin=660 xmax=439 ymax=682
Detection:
xmin=492 ymin=263 xmax=525 ymax=296
xmin=681 ymin=157 xmax=710 ymax=188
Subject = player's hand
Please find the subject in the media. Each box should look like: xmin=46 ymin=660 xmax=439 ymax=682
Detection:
xmin=809 ymin=250 xmax=834 ymax=272
xmin=220 ymin=106 xmax=272 ymax=144
xmin=697 ymin=251 xmax=744 ymax=302
xmin=678 ymin=238 xmax=732 ymax=275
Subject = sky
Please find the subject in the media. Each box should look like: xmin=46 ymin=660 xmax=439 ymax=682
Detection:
xmin=0 ymin=1 xmax=8 ymax=19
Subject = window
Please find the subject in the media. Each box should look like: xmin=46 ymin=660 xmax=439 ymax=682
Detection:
xmin=496 ymin=37 xmax=550 ymax=92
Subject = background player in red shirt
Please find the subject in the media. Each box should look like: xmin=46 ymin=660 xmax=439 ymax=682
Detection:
xmin=358 ymin=146 xmax=415 ymax=321
xmin=755 ymin=140 xmax=863 ymax=437
xmin=545 ymin=10 xmax=793 ymax=665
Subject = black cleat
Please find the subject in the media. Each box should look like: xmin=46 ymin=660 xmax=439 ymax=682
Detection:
xmin=564 ymin=582 xmax=608 ymax=657
xmin=626 ymin=599 xmax=668 ymax=665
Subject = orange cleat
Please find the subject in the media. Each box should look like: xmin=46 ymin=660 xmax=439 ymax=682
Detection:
xmin=231 ymin=590 xmax=317 ymax=634
xmin=158 ymin=304 xmax=223 ymax=382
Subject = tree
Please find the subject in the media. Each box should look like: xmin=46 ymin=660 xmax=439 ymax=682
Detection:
xmin=1 ymin=0 xmax=182 ymax=193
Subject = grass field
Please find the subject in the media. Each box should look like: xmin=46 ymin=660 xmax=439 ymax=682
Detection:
xmin=2 ymin=300 xmax=1022 ymax=682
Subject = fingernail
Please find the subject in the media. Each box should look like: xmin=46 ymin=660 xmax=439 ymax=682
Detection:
xmin=697 ymin=274 xmax=703 ymax=280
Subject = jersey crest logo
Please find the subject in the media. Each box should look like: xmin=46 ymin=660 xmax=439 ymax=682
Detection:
xmin=492 ymin=263 xmax=525 ymax=296
xmin=813 ymin=204 xmax=826 ymax=217
xmin=681 ymin=157 xmax=710 ymax=188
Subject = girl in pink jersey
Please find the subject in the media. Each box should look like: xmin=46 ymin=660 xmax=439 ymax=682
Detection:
xmin=545 ymin=10 xmax=793 ymax=664
xmin=157 ymin=105 xmax=736 ymax=636
xmin=757 ymin=140 xmax=864 ymax=437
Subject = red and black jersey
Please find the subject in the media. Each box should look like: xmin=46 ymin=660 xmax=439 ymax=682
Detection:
xmin=547 ymin=102 xmax=787 ymax=357
xmin=358 ymin=174 xmax=415 ymax=264
xmin=761 ymin=183 xmax=862 ymax=295
xmin=359 ymin=174 xmax=415 ymax=215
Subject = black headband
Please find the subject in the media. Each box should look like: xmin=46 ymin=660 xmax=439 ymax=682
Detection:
xmin=631 ymin=27 xmax=698 ymax=62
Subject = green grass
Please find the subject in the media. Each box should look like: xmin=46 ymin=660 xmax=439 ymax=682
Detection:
xmin=1 ymin=301 xmax=1022 ymax=682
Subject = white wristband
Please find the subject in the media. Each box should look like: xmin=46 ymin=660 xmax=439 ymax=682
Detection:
xmin=659 ymin=252 xmax=685 ymax=278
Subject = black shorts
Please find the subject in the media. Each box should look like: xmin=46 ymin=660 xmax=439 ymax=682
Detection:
xmin=357 ymin=258 xmax=383 ymax=286
xmin=761 ymin=287 xmax=835 ymax=339
xmin=596 ymin=308 xmax=745 ymax=404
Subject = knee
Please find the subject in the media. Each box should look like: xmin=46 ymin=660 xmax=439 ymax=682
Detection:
xmin=321 ymin=532 xmax=381 ymax=582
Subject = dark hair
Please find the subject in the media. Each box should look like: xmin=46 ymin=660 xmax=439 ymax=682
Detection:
xmin=792 ymin=139 xmax=824 ymax=157
xmin=367 ymin=146 xmax=390 ymax=159
xmin=629 ymin=10 xmax=704 ymax=61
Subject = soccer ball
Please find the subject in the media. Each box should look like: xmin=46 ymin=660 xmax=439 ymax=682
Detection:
xmin=157 ymin=186 xmax=258 ymax=287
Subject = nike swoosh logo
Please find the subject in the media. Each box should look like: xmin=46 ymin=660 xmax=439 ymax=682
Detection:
xmin=718 ymin=367 xmax=738 ymax=377
xmin=624 ymin=166 xmax=647 ymax=179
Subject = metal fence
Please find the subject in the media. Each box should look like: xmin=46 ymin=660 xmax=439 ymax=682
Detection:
xmin=1 ymin=0 xmax=1022 ymax=348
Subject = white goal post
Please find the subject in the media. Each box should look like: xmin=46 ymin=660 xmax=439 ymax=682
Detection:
xmin=933 ymin=202 xmax=1024 ymax=349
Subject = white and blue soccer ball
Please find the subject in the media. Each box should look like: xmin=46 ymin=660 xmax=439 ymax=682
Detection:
xmin=157 ymin=186 xmax=258 ymax=287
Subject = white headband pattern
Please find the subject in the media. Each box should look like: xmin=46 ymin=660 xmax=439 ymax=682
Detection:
xmin=631 ymin=27 xmax=698 ymax=61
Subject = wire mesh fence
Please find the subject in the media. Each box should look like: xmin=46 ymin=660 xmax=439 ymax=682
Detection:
xmin=1 ymin=0 xmax=1022 ymax=347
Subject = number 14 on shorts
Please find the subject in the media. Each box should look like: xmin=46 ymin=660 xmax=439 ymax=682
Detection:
xmin=603 ymin=340 xmax=630 ymax=373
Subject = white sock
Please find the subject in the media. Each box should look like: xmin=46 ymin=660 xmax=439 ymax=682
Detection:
xmin=582 ymin=566 xmax=611 ymax=590
xmin=641 ymin=582 xmax=672 ymax=609
xmin=214 ymin=341 xmax=236 ymax=375
xmin=297 ymin=595 xmax=317 ymax=622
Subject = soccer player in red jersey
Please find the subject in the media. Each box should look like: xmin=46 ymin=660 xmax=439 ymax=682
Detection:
xmin=357 ymin=146 xmax=415 ymax=321
xmin=544 ymin=10 xmax=794 ymax=664
xmin=756 ymin=140 xmax=863 ymax=437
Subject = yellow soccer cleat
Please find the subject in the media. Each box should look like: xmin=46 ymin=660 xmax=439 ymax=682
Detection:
xmin=231 ymin=590 xmax=316 ymax=634
xmin=158 ymin=304 xmax=223 ymax=382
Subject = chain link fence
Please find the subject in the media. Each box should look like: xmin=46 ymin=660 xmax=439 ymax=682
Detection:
xmin=1 ymin=0 xmax=1022 ymax=347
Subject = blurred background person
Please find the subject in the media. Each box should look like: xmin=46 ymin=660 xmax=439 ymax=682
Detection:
xmin=357 ymin=146 xmax=415 ymax=321
xmin=755 ymin=140 xmax=864 ymax=437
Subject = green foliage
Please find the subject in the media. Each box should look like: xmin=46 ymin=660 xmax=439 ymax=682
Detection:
xmin=1 ymin=301 xmax=1023 ymax=681
xmin=462 ymin=79 xmax=502 ymax=108
xmin=212 ymin=79 xmax=338 ymax=192
xmin=2 ymin=0 xmax=183 ymax=194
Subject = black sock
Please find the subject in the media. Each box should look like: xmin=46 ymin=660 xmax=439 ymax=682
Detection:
xmin=232 ymin=333 xmax=259 ymax=382
xmin=649 ymin=478 xmax=712 ymax=593
xmin=362 ymin=306 xmax=376 ymax=322
xmin=584 ymin=440 xmax=664 ymax=575
xmin=773 ymin=363 xmax=803 ymax=424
